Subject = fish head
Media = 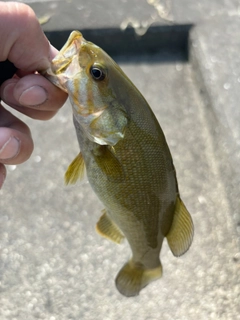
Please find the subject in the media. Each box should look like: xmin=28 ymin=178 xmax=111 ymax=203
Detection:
xmin=45 ymin=31 xmax=128 ymax=145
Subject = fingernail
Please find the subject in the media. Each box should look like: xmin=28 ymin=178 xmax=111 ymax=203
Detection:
xmin=1 ymin=82 xmax=15 ymax=101
xmin=19 ymin=86 xmax=47 ymax=106
xmin=0 ymin=137 xmax=20 ymax=160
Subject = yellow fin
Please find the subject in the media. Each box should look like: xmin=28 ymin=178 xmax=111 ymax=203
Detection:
xmin=93 ymin=146 xmax=125 ymax=182
xmin=115 ymin=260 xmax=162 ymax=297
xmin=96 ymin=210 xmax=125 ymax=244
xmin=166 ymin=196 xmax=194 ymax=257
xmin=65 ymin=152 xmax=85 ymax=185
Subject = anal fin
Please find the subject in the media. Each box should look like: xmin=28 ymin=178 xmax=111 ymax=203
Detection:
xmin=166 ymin=196 xmax=194 ymax=257
xmin=65 ymin=152 xmax=85 ymax=185
xmin=96 ymin=210 xmax=125 ymax=244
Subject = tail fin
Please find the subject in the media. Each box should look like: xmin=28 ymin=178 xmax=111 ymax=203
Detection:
xmin=115 ymin=260 xmax=162 ymax=297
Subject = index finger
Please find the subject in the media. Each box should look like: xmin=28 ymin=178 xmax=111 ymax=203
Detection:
xmin=0 ymin=2 xmax=53 ymax=72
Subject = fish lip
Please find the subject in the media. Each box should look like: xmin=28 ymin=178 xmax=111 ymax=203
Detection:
xmin=43 ymin=31 xmax=84 ymax=91
xmin=52 ymin=31 xmax=83 ymax=71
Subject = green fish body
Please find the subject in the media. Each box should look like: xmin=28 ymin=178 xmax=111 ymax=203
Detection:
xmin=44 ymin=31 xmax=194 ymax=297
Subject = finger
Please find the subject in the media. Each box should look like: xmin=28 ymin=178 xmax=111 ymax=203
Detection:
xmin=0 ymin=163 xmax=6 ymax=189
xmin=0 ymin=2 xmax=51 ymax=72
xmin=1 ymin=74 xmax=68 ymax=120
xmin=0 ymin=104 xmax=33 ymax=165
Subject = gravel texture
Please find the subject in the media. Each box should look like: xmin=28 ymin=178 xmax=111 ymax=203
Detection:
xmin=1 ymin=54 xmax=239 ymax=319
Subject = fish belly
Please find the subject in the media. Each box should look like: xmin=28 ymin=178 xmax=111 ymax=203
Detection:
xmin=74 ymin=116 xmax=177 ymax=263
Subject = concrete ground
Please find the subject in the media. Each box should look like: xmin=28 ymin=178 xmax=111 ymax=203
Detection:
xmin=1 ymin=0 xmax=240 ymax=319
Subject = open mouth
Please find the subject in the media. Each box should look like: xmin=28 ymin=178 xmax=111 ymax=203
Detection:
xmin=43 ymin=31 xmax=84 ymax=92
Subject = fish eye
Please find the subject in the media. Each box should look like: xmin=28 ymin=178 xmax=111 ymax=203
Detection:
xmin=90 ymin=65 xmax=106 ymax=81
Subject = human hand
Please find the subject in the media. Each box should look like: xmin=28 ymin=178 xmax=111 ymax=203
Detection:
xmin=0 ymin=2 xmax=68 ymax=189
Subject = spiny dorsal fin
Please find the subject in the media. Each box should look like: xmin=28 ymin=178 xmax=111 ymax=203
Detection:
xmin=96 ymin=209 xmax=125 ymax=244
xmin=65 ymin=152 xmax=85 ymax=185
xmin=166 ymin=196 xmax=194 ymax=257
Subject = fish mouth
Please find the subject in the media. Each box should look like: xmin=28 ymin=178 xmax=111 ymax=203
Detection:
xmin=43 ymin=31 xmax=84 ymax=91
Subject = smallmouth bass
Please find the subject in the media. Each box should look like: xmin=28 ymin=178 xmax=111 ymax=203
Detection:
xmin=44 ymin=31 xmax=194 ymax=297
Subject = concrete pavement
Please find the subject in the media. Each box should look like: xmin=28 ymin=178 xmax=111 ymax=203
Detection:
xmin=1 ymin=0 xmax=240 ymax=319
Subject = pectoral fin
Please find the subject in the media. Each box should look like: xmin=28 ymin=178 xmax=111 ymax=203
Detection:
xmin=96 ymin=210 xmax=125 ymax=244
xmin=65 ymin=152 xmax=85 ymax=185
xmin=93 ymin=145 xmax=125 ymax=182
xmin=166 ymin=196 xmax=194 ymax=257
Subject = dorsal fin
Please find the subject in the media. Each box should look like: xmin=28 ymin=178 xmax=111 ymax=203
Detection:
xmin=166 ymin=196 xmax=194 ymax=257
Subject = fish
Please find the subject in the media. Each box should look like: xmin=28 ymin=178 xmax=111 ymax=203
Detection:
xmin=44 ymin=31 xmax=194 ymax=297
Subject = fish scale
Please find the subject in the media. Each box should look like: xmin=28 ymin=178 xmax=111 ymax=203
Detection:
xmin=44 ymin=30 xmax=194 ymax=297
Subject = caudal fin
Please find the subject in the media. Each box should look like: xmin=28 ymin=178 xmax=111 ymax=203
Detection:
xmin=115 ymin=260 xmax=162 ymax=297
